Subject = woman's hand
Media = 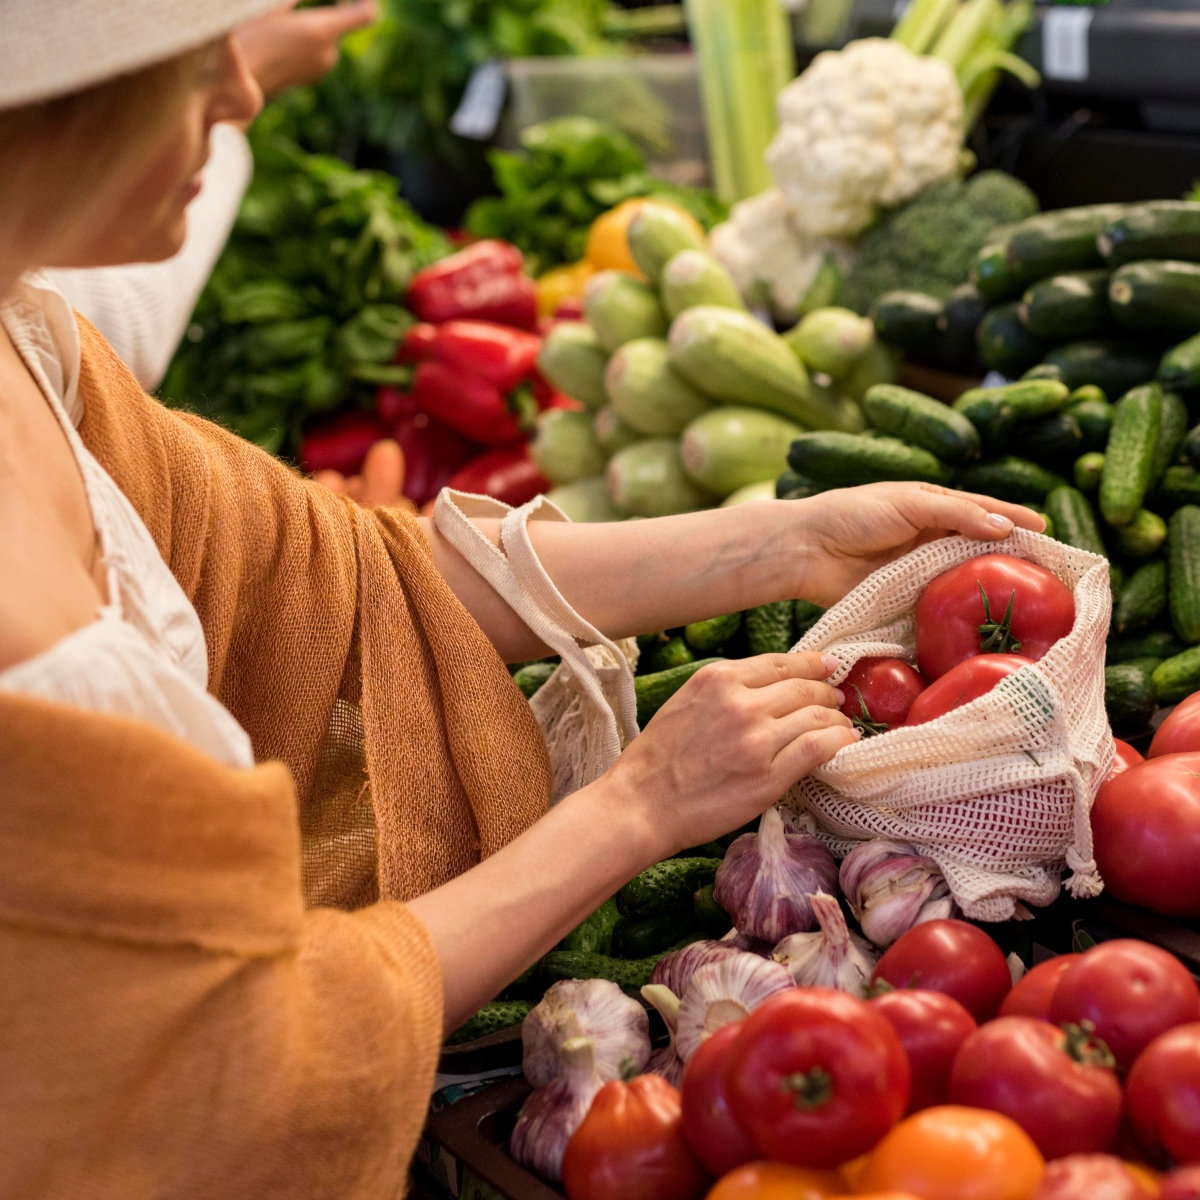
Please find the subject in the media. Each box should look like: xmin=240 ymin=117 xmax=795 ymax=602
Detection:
xmin=788 ymin=482 xmax=1047 ymax=608
xmin=603 ymin=653 xmax=857 ymax=861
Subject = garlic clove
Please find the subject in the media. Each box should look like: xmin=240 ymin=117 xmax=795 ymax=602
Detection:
xmin=641 ymin=984 xmax=684 ymax=1088
xmin=510 ymin=1035 xmax=604 ymax=1183
xmin=650 ymin=938 xmax=742 ymax=997
xmin=772 ymin=890 xmax=877 ymax=996
xmin=839 ymin=838 xmax=956 ymax=948
xmin=720 ymin=928 xmax=774 ymax=957
xmin=675 ymin=951 xmax=793 ymax=1062
xmin=522 ymin=978 xmax=650 ymax=1088
xmin=713 ymin=806 xmax=840 ymax=943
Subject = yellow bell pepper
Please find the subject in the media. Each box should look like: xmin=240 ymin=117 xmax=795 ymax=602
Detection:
xmin=535 ymin=260 xmax=595 ymax=319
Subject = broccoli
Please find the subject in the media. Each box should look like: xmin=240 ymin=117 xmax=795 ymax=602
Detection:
xmin=837 ymin=171 xmax=1039 ymax=315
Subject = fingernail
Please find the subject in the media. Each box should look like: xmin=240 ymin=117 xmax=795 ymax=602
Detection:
xmin=834 ymin=688 xmax=845 ymax=707
xmin=987 ymin=512 xmax=1014 ymax=531
xmin=852 ymin=727 xmax=863 ymax=740
xmin=821 ymin=654 xmax=840 ymax=675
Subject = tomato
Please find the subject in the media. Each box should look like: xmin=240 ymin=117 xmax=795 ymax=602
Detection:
xmin=904 ymin=653 xmax=1037 ymax=726
xmin=1162 ymin=1164 xmax=1200 ymax=1200
xmin=725 ymin=988 xmax=910 ymax=1169
xmin=679 ymin=1023 xmax=757 ymax=1178
xmin=562 ymin=1074 xmax=708 ymax=1200
xmin=1048 ymin=940 xmax=1200 ymax=1072
xmin=871 ymin=919 xmax=1012 ymax=1022
xmin=1109 ymin=738 xmax=1145 ymax=777
xmin=870 ymin=989 xmax=977 ymax=1113
xmin=1091 ymin=754 xmax=1200 ymax=918
xmin=947 ymin=1016 xmax=1123 ymax=1159
xmin=839 ymin=657 xmax=926 ymax=735
xmin=915 ymin=554 xmax=1075 ymax=682
xmin=1126 ymin=1022 xmax=1200 ymax=1167
xmin=703 ymin=1162 xmax=842 ymax=1200
xmin=1028 ymin=1154 xmax=1155 ymax=1200
xmin=859 ymin=1105 xmax=1045 ymax=1200
xmin=1150 ymin=692 xmax=1200 ymax=758
xmin=999 ymin=957 xmax=1076 ymax=1020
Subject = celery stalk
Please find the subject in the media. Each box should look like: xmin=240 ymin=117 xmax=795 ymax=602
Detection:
xmin=901 ymin=0 xmax=962 ymax=55
xmin=959 ymin=47 xmax=1040 ymax=93
xmin=891 ymin=0 xmax=949 ymax=49
xmin=932 ymin=0 xmax=1001 ymax=69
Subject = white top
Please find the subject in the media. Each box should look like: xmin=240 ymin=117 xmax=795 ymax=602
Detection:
xmin=48 ymin=123 xmax=254 ymax=391
xmin=0 ymin=273 xmax=255 ymax=769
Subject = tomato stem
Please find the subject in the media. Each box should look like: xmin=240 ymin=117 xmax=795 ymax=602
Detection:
xmin=977 ymin=583 xmax=1022 ymax=654
xmin=780 ymin=1065 xmax=833 ymax=1110
xmin=850 ymin=685 xmax=889 ymax=738
xmin=1061 ymin=1019 xmax=1116 ymax=1069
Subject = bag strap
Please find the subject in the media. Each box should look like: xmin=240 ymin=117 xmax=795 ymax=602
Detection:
xmin=432 ymin=489 xmax=639 ymax=753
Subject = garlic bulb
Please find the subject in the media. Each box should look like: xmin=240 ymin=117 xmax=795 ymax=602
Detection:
xmin=510 ymin=1036 xmax=604 ymax=1183
xmin=772 ymin=890 xmax=877 ymax=995
xmin=714 ymin=805 xmax=839 ymax=942
xmin=838 ymin=838 xmax=960 ymax=948
xmin=721 ymin=929 xmax=774 ymax=957
xmin=522 ymin=978 xmax=650 ymax=1088
xmin=650 ymin=939 xmax=742 ymax=996
xmin=642 ymin=984 xmax=684 ymax=1088
xmin=676 ymin=951 xmax=793 ymax=1062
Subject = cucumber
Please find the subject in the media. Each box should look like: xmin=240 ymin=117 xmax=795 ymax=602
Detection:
xmin=612 ymin=910 xmax=697 ymax=958
xmin=1022 ymin=363 xmax=1064 ymax=382
xmin=446 ymin=1000 xmax=535 ymax=1046
xmin=1111 ymin=564 xmax=1126 ymax=594
xmin=795 ymin=599 xmax=826 ymax=637
xmin=592 ymin=405 xmax=642 ymax=455
xmin=787 ymin=431 xmax=951 ymax=487
xmin=941 ymin=283 xmax=989 ymax=367
xmin=955 ymin=380 xmax=1071 ymax=432
xmin=644 ymin=636 xmax=695 ymax=673
xmin=1150 ymin=390 xmax=1189 ymax=487
xmin=537 ymin=321 xmax=610 ymax=408
xmin=977 ymin=302 xmax=1051 ymax=377
xmin=1019 ymin=412 xmax=1083 ymax=467
xmin=1099 ymin=201 xmax=1200 ymax=267
xmin=1019 ymin=269 xmax=1114 ymax=340
xmin=746 ymin=601 xmax=797 ymax=655
xmin=973 ymin=227 xmax=1025 ymax=301
xmin=1109 ymin=260 xmax=1200 ymax=336
xmin=956 ymin=457 xmax=1068 ymax=505
xmin=617 ymin=857 xmax=722 ymax=920
xmin=547 ymin=477 xmax=623 ymax=524
xmin=1153 ymin=647 xmax=1200 ymax=706
xmin=660 ymin=250 xmax=744 ymax=319
xmin=541 ymin=949 xmax=668 ymax=992
xmin=635 ymin=657 xmax=723 ymax=725
xmin=1111 ymin=508 xmax=1168 ymax=560
xmin=585 ymin=270 xmax=668 ymax=352
xmin=1187 ymin=425 xmax=1200 ymax=470
xmin=1003 ymin=205 xmax=1125 ymax=283
xmin=513 ymin=661 xmax=557 ymax=698
xmin=1105 ymin=657 xmax=1161 ymax=733
xmin=1169 ymin=505 xmax=1200 ymax=643
xmin=531 ymin=408 xmax=607 ymax=485
xmin=1113 ymin=560 xmax=1168 ymax=634
xmin=606 ymin=438 xmax=711 ymax=517
xmin=1074 ymin=452 xmax=1105 ymax=493
xmin=680 ymin=407 xmax=803 ymax=498
xmin=775 ymin=468 xmax=823 ymax=499
xmin=563 ymin=898 xmax=622 ymax=955
xmin=628 ymin=202 xmax=707 ymax=285
xmin=1035 ymin=508 xmax=1056 ymax=539
xmin=694 ymin=883 xmax=733 ymax=937
xmin=952 ymin=391 xmax=1017 ymax=452
xmin=870 ymin=291 xmax=944 ymax=359
xmin=1070 ymin=384 xmax=1107 ymax=403
xmin=1067 ymin=396 xmax=1114 ymax=452
xmin=862 ymin=384 xmax=981 ymax=464
xmin=1153 ymin=465 xmax=1200 ymax=512
xmin=1046 ymin=340 xmax=1161 ymax=397
xmin=1045 ymin=485 xmax=1107 ymax=558
xmin=1108 ymin=628 xmax=1183 ymax=664
xmin=685 ymin=612 xmax=742 ymax=652
xmin=605 ymin=338 xmax=711 ymax=437
xmin=1159 ymin=331 xmax=1200 ymax=391
xmin=1099 ymin=385 xmax=1163 ymax=527
xmin=786 ymin=308 xmax=875 ymax=377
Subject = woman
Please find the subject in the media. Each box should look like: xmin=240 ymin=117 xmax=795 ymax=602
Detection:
xmin=0 ymin=4 xmax=1041 ymax=1195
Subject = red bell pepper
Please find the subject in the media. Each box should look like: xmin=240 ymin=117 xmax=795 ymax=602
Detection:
xmin=531 ymin=372 xmax=585 ymax=412
xmin=448 ymin=444 xmax=550 ymax=507
xmin=398 ymin=322 xmax=439 ymax=363
xmin=376 ymin=385 xmax=420 ymax=424
xmin=432 ymin=320 xmax=541 ymax=393
xmin=300 ymin=410 xmax=387 ymax=477
xmin=393 ymin=411 xmax=479 ymax=508
xmin=407 ymin=240 xmax=537 ymax=329
xmin=411 ymin=359 xmax=525 ymax=445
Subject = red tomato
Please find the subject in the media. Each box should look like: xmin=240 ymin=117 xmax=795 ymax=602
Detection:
xmin=1049 ymin=940 xmax=1200 ymax=1072
xmin=725 ymin=987 xmax=910 ymax=1169
xmin=1126 ymin=1022 xmax=1200 ymax=1167
xmin=871 ymin=919 xmax=1012 ymax=1022
xmin=904 ymin=653 xmax=1037 ymax=726
xmin=1029 ymin=1154 xmax=1156 ymax=1200
xmin=562 ymin=1074 xmax=708 ymax=1200
xmin=999 ymin=957 xmax=1076 ymax=1020
xmin=915 ymin=553 xmax=1075 ymax=682
xmin=1109 ymin=738 xmax=1145 ymax=777
xmin=1161 ymin=1164 xmax=1200 ymax=1200
xmin=839 ymin=658 xmax=926 ymax=735
xmin=1150 ymin=692 xmax=1200 ymax=758
xmin=870 ymin=989 xmax=977 ymax=1113
xmin=1091 ymin=753 xmax=1200 ymax=918
xmin=948 ymin=1016 xmax=1123 ymax=1159
xmin=679 ymin=1023 xmax=757 ymax=1178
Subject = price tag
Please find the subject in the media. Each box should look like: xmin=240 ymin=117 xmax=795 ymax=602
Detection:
xmin=450 ymin=60 xmax=507 ymax=140
xmin=1042 ymin=7 xmax=1093 ymax=83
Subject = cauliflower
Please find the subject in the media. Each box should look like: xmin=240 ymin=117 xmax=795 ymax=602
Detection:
xmin=766 ymin=39 xmax=963 ymax=240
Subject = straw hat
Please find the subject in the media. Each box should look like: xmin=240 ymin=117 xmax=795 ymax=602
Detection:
xmin=2 ymin=0 xmax=284 ymax=109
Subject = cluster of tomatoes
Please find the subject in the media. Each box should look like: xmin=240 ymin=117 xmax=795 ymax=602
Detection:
xmin=836 ymin=553 xmax=1075 ymax=733
xmin=560 ymin=920 xmax=1200 ymax=1200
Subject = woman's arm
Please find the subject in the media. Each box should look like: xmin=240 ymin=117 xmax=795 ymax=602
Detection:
xmin=420 ymin=483 xmax=1047 ymax=663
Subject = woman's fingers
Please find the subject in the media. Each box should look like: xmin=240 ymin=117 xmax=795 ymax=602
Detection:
xmin=312 ymin=469 xmax=347 ymax=494
xmin=772 ymin=718 xmax=859 ymax=783
xmin=900 ymin=484 xmax=1045 ymax=539
xmin=359 ymin=439 xmax=405 ymax=506
xmin=756 ymin=674 xmax=844 ymax=718
xmin=710 ymin=651 xmax=838 ymax=689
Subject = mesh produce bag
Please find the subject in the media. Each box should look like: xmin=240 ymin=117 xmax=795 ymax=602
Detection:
xmin=782 ymin=528 xmax=1113 ymax=922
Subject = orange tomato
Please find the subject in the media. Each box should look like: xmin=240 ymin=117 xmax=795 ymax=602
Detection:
xmin=860 ymin=1105 xmax=1045 ymax=1200
xmin=705 ymin=1161 xmax=843 ymax=1200
xmin=828 ymin=1194 xmax=926 ymax=1200
xmin=584 ymin=198 xmax=703 ymax=276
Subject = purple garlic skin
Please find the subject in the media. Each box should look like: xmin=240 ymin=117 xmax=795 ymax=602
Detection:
xmin=675 ymin=951 xmax=793 ymax=1062
xmin=714 ymin=806 xmax=839 ymax=942
xmin=771 ymin=890 xmax=877 ymax=995
xmin=720 ymin=929 xmax=774 ymax=957
xmin=838 ymin=838 xmax=958 ymax=948
xmin=650 ymin=939 xmax=741 ymax=996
